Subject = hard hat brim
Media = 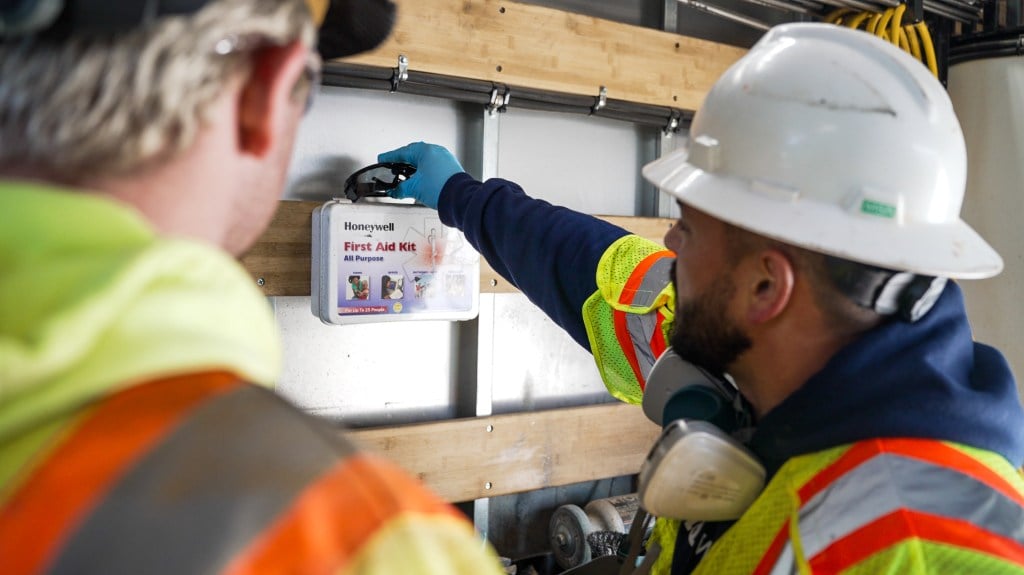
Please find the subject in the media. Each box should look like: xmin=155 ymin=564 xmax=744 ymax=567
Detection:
xmin=643 ymin=148 xmax=1004 ymax=280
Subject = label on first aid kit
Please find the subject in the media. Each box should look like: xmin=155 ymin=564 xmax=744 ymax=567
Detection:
xmin=313 ymin=201 xmax=479 ymax=325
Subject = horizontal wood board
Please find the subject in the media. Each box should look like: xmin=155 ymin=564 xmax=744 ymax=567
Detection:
xmin=241 ymin=200 xmax=674 ymax=296
xmin=350 ymin=402 xmax=660 ymax=502
xmin=338 ymin=0 xmax=746 ymax=110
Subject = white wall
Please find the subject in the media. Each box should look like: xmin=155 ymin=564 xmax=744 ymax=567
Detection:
xmin=497 ymin=108 xmax=644 ymax=216
xmin=949 ymin=57 xmax=1024 ymax=394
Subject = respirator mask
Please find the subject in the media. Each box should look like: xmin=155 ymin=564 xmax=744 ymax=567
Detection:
xmin=638 ymin=348 xmax=765 ymax=522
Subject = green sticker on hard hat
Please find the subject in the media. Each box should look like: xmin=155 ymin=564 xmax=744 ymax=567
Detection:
xmin=860 ymin=199 xmax=897 ymax=219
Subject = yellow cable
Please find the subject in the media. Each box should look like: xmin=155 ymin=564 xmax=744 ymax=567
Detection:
xmin=897 ymin=26 xmax=910 ymax=51
xmin=905 ymin=23 xmax=922 ymax=59
xmin=847 ymin=11 xmax=873 ymax=29
xmin=866 ymin=12 xmax=884 ymax=34
xmin=828 ymin=4 xmax=924 ymax=68
xmin=890 ymin=4 xmax=906 ymax=45
xmin=826 ymin=7 xmax=852 ymax=23
xmin=877 ymin=8 xmax=894 ymax=39
xmin=916 ymin=20 xmax=939 ymax=77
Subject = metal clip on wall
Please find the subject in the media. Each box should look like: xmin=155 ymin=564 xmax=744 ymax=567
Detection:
xmin=663 ymin=111 xmax=682 ymax=137
xmin=590 ymin=86 xmax=608 ymax=115
xmin=487 ymin=84 xmax=511 ymax=116
xmin=320 ymin=61 xmax=692 ymax=130
xmin=390 ymin=54 xmax=409 ymax=92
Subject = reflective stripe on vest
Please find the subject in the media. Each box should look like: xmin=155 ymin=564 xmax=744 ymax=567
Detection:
xmin=47 ymin=382 xmax=359 ymax=574
xmin=613 ymin=254 xmax=674 ymax=389
xmin=0 ymin=372 xmax=242 ymax=575
xmin=0 ymin=373 xmax=467 ymax=575
xmin=583 ymin=234 xmax=675 ymax=404
xmin=755 ymin=439 xmax=1024 ymax=574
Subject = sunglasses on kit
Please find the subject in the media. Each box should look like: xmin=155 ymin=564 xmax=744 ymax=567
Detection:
xmin=343 ymin=162 xmax=417 ymax=202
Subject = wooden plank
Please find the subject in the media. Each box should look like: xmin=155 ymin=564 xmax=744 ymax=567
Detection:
xmin=349 ymin=403 xmax=659 ymax=502
xmin=338 ymin=0 xmax=746 ymax=111
xmin=241 ymin=200 xmax=315 ymax=297
xmin=241 ymin=200 xmax=675 ymax=297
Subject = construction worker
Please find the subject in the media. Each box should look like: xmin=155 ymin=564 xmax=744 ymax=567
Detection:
xmin=379 ymin=23 xmax=1024 ymax=574
xmin=0 ymin=1 xmax=503 ymax=573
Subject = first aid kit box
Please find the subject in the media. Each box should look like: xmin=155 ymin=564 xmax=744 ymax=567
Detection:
xmin=312 ymin=200 xmax=480 ymax=325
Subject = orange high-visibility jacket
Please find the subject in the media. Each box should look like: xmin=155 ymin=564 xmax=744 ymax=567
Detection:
xmin=0 ymin=184 xmax=503 ymax=575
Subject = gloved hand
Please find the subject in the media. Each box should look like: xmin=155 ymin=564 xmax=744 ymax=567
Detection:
xmin=377 ymin=142 xmax=464 ymax=209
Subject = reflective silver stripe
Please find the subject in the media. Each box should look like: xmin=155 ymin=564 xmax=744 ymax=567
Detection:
xmin=48 ymin=385 xmax=358 ymax=575
xmin=768 ymin=541 xmax=797 ymax=575
xmin=621 ymin=255 xmax=671 ymax=380
xmin=626 ymin=312 xmax=660 ymax=378
xmin=797 ymin=453 xmax=1024 ymax=560
xmin=625 ymin=256 xmax=673 ymax=309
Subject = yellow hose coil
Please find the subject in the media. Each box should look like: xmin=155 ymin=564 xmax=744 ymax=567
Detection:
xmin=890 ymin=4 xmax=906 ymax=45
xmin=832 ymin=6 xmax=938 ymax=79
xmin=916 ymin=20 xmax=939 ymax=77
xmin=905 ymin=22 xmax=922 ymax=59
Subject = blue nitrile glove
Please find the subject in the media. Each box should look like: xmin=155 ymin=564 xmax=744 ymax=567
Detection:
xmin=377 ymin=142 xmax=464 ymax=209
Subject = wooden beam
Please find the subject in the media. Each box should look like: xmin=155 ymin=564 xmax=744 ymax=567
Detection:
xmin=241 ymin=200 xmax=675 ymax=297
xmin=339 ymin=0 xmax=746 ymax=111
xmin=350 ymin=403 xmax=659 ymax=502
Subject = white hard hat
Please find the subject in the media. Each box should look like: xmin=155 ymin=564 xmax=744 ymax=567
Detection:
xmin=643 ymin=23 xmax=1002 ymax=279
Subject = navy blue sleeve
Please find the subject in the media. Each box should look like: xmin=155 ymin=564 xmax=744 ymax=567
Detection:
xmin=437 ymin=172 xmax=630 ymax=350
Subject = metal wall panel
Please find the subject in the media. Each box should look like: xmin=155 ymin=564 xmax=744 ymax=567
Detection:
xmin=486 ymin=295 xmax=613 ymax=415
xmin=273 ymin=86 xmax=651 ymax=425
xmin=272 ymin=297 xmax=459 ymax=425
xmin=284 ymin=86 xmax=465 ymax=199
xmin=498 ymin=108 xmax=646 ymax=215
xmin=273 ymin=87 xmax=466 ymax=425
xmin=272 ymin=84 xmax=658 ymax=561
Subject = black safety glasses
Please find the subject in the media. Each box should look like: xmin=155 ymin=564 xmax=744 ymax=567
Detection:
xmin=343 ymin=162 xmax=417 ymax=202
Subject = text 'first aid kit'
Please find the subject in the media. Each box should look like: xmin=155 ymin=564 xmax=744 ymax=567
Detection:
xmin=312 ymin=200 xmax=480 ymax=325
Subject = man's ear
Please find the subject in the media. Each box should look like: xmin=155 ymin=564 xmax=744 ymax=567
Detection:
xmin=237 ymin=41 xmax=309 ymax=157
xmin=743 ymin=249 xmax=795 ymax=324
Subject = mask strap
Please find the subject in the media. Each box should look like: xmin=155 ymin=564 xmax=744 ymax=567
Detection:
xmin=873 ymin=273 xmax=947 ymax=323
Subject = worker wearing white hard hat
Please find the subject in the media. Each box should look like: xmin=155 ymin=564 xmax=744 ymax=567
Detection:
xmin=380 ymin=22 xmax=1024 ymax=575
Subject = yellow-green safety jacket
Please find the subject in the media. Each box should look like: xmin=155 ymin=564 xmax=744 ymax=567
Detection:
xmin=582 ymin=236 xmax=1024 ymax=575
xmin=0 ymin=182 xmax=505 ymax=575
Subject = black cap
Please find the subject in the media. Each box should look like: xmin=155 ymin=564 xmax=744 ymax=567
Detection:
xmin=1 ymin=0 xmax=396 ymax=58
xmin=316 ymin=0 xmax=396 ymax=60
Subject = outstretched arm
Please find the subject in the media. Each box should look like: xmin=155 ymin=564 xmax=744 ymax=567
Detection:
xmin=439 ymin=173 xmax=629 ymax=349
xmin=379 ymin=143 xmax=674 ymax=404
xmin=378 ymin=142 xmax=628 ymax=349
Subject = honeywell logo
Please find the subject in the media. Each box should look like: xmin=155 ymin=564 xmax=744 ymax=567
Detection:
xmin=344 ymin=222 xmax=395 ymax=232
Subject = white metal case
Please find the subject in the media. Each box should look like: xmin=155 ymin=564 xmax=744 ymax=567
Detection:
xmin=312 ymin=200 xmax=479 ymax=325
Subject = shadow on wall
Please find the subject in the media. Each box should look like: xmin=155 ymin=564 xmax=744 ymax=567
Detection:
xmin=287 ymin=155 xmax=364 ymax=201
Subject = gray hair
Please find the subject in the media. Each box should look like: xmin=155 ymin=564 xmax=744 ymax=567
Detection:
xmin=0 ymin=0 xmax=315 ymax=179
